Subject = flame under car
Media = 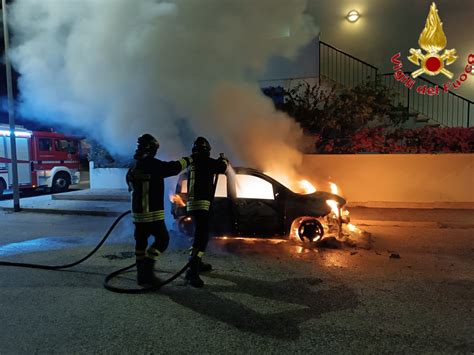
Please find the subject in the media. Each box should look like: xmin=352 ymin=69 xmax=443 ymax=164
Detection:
xmin=171 ymin=167 xmax=349 ymax=242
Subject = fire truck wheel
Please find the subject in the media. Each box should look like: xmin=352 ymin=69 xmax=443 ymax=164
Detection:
xmin=0 ymin=178 xmax=5 ymax=196
xmin=51 ymin=172 xmax=71 ymax=193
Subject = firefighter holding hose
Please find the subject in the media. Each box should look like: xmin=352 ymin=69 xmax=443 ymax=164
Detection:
xmin=126 ymin=134 xmax=193 ymax=287
xmin=185 ymin=137 xmax=229 ymax=288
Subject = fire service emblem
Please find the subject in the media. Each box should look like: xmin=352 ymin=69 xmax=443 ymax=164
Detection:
xmin=408 ymin=2 xmax=457 ymax=79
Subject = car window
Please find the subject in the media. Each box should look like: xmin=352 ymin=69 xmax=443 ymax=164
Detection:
xmin=55 ymin=139 xmax=78 ymax=154
xmin=215 ymin=175 xmax=227 ymax=197
xmin=235 ymin=174 xmax=274 ymax=200
xmin=180 ymin=179 xmax=188 ymax=193
xmin=39 ymin=138 xmax=52 ymax=152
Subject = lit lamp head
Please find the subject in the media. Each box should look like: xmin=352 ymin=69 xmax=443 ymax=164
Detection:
xmin=346 ymin=10 xmax=360 ymax=23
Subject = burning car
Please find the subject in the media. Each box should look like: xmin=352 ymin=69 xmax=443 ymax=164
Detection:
xmin=171 ymin=167 xmax=350 ymax=243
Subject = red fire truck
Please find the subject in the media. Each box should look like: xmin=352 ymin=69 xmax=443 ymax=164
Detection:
xmin=0 ymin=124 xmax=81 ymax=195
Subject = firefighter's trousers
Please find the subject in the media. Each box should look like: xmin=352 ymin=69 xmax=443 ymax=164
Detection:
xmin=191 ymin=210 xmax=210 ymax=253
xmin=134 ymin=221 xmax=169 ymax=260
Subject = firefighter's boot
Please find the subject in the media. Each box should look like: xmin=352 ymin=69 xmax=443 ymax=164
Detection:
xmin=188 ymin=247 xmax=212 ymax=272
xmin=136 ymin=259 xmax=149 ymax=286
xmin=185 ymin=256 xmax=204 ymax=288
xmin=136 ymin=258 xmax=161 ymax=287
xmin=199 ymin=259 xmax=212 ymax=272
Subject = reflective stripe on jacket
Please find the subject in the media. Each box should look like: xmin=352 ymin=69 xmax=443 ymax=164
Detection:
xmin=186 ymin=154 xmax=228 ymax=212
xmin=127 ymin=156 xmax=192 ymax=223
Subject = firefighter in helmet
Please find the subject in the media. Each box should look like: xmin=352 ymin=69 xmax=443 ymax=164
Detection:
xmin=185 ymin=136 xmax=229 ymax=287
xmin=126 ymin=133 xmax=192 ymax=287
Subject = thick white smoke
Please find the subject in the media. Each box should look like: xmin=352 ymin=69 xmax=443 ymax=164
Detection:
xmin=9 ymin=0 xmax=316 ymax=177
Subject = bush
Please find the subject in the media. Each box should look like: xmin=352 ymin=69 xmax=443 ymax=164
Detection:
xmin=314 ymin=127 xmax=474 ymax=154
xmin=272 ymin=80 xmax=398 ymax=138
xmin=86 ymin=140 xmax=133 ymax=168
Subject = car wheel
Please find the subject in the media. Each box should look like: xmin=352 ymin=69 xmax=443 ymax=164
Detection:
xmin=51 ymin=172 xmax=71 ymax=193
xmin=0 ymin=178 xmax=6 ymax=196
xmin=297 ymin=218 xmax=324 ymax=243
xmin=178 ymin=216 xmax=194 ymax=236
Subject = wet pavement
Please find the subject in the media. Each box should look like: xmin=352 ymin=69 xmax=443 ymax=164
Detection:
xmin=0 ymin=208 xmax=472 ymax=353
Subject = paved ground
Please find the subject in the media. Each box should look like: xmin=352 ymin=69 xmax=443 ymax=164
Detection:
xmin=0 ymin=198 xmax=473 ymax=354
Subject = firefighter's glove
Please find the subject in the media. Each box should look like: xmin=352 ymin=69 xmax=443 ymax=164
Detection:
xmin=218 ymin=153 xmax=229 ymax=165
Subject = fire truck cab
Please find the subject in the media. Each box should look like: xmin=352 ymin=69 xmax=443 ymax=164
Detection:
xmin=0 ymin=125 xmax=81 ymax=195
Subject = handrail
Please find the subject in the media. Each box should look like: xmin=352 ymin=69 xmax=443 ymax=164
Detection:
xmin=379 ymin=72 xmax=472 ymax=127
xmin=417 ymin=77 xmax=474 ymax=104
xmin=320 ymin=40 xmax=378 ymax=70
xmin=258 ymin=76 xmax=319 ymax=83
xmin=260 ymin=40 xmax=472 ymax=127
xmin=380 ymin=72 xmax=474 ymax=104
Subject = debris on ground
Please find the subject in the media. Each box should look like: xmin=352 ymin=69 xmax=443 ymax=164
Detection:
xmin=389 ymin=253 xmax=401 ymax=259
xmin=315 ymin=236 xmax=343 ymax=249
xmin=102 ymin=251 xmax=135 ymax=260
xmin=350 ymin=251 xmax=358 ymax=255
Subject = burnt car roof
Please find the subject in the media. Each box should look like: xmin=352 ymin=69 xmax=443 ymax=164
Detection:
xmin=230 ymin=166 xmax=284 ymax=186
xmin=231 ymin=166 xmax=345 ymax=203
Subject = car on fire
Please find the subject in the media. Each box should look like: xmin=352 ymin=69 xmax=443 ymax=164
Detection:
xmin=171 ymin=167 xmax=350 ymax=242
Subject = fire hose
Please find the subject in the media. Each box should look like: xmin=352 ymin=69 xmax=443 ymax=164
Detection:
xmin=103 ymin=167 xmax=220 ymax=293
xmin=0 ymin=210 xmax=190 ymax=294
xmin=0 ymin=167 xmax=222 ymax=294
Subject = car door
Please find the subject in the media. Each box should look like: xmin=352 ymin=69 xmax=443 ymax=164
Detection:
xmin=173 ymin=172 xmax=233 ymax=236
xmin=232 ymin=173 xmax=283 ymax=237
xmin=209 ymin=174 xmax=233 ymax=235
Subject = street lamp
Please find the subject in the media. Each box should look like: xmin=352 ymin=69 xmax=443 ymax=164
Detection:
xmin=346 ymin=10 xmax=360 ymax=23
xmin=2 ymin=0 xmax=21 ymax=211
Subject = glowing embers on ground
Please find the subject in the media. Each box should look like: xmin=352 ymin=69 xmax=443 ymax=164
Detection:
xmin=215 ymin=236 xmax=285 ymax=245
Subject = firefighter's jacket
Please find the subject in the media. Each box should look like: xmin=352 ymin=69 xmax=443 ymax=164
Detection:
xmin=127 ymin=156 xmax=192 ymax=223
xmin=186 ymin=154 xmax=228 ymax=212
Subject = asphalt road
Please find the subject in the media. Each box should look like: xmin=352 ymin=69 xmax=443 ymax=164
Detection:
xmin=0 ymin=211 xmax=472 ymax=354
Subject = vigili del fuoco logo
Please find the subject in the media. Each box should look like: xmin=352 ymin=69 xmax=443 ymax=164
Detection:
xmin=389 ymin=2 xmax=473 ymax=96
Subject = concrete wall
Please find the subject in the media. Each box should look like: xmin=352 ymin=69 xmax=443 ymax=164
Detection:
xmin=89 ymin=161 xmax=128 ymax=189
xmin=89 ymin=155 xmax=474 ymax=208
xmin=302 ymin=154 xmax=474 ymax=208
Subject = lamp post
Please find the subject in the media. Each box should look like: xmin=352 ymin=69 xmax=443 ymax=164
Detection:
xmin=2 ymin=0 xmax=20 ymax=211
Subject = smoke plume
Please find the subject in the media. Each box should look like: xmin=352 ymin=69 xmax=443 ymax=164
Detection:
xmin=9 ymin=0 xmax=316 ymax=178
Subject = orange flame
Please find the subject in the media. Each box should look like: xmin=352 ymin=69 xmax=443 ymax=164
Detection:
xmin=347 ymin=223 xmax=357 ymax=232
xmin=329 ymin=182 xmax=338 ymax=195
xmin=298 ymin=179 xmax=316 ymax=194
xmin=326 ymin=199 xmax=339 ymax=217
xmin=170 ymin=194 xmax=186 ymax=207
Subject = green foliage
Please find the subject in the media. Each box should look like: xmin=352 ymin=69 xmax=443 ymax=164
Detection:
xmin=280 ymin=80 xmax=399 ymax=138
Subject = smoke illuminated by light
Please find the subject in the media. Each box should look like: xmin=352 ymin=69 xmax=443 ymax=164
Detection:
xmin=10 ymin=0 xmax=317 ymax=178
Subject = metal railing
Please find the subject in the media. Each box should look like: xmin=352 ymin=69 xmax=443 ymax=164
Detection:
xmin=319 ymin=41 xmax=378 ymax=88
xmin=260 ymin=40 xmax=473 ymax=127
xmin=380 ymin=72 xmax=473 ymax=127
